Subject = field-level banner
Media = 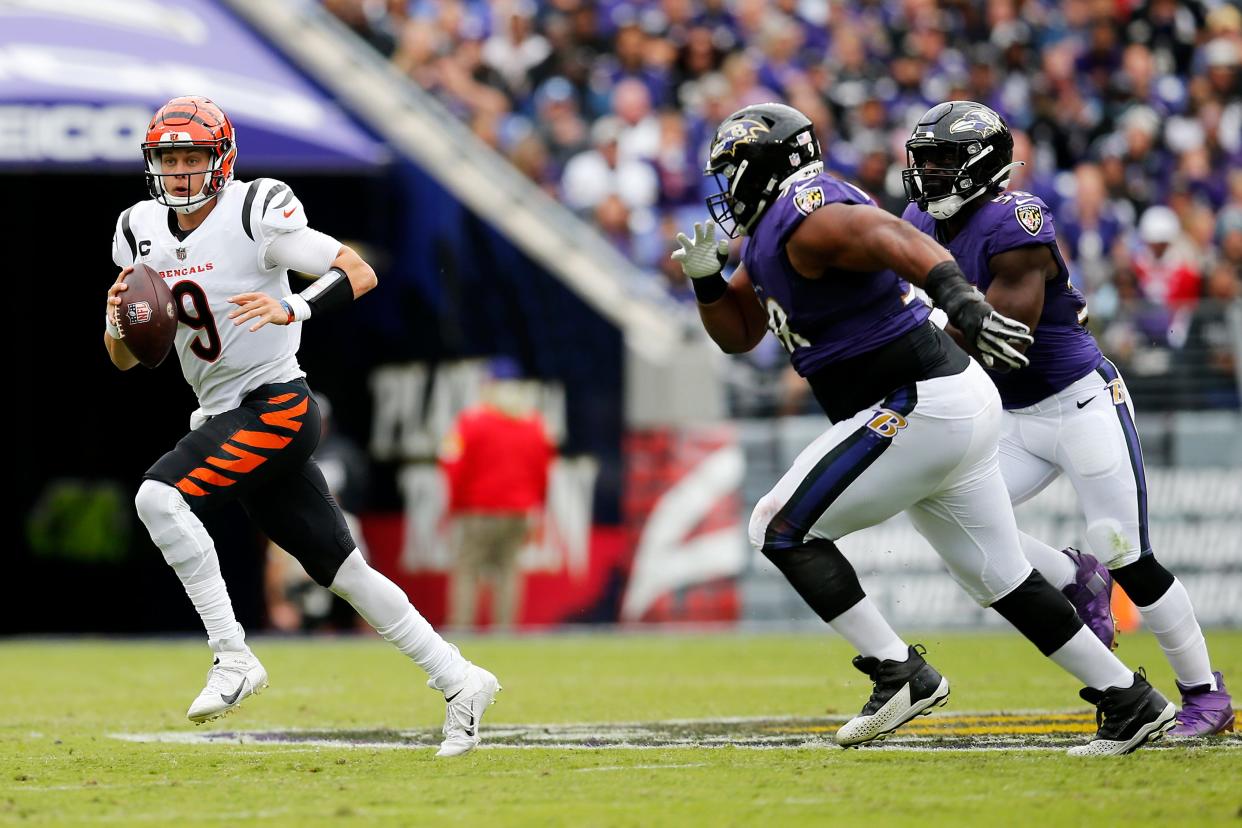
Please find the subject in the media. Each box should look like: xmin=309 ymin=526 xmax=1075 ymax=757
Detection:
xmin=0 ymin=0 xmax=387 ymax=169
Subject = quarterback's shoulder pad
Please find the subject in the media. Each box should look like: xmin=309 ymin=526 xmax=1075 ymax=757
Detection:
xmin=983 ymin=190 xmax=1057 ymax=252
xmin=241 ymin=178 xmax=308 ymax=241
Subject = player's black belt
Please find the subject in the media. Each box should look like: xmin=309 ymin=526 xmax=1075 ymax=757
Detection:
xmin=807 ymin=321 xmax=969 ymax=423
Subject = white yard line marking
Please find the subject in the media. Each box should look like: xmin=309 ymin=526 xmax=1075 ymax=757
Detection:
xmin=107 ymin=711 xmax=1241 ymax=754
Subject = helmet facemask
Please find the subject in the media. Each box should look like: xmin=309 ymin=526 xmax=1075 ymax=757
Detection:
xmin=902 ymin=116 xmax=1023 ymax=220
xmin=706 ymin=160 xmax=773 ymax=239
xmin=144 ymin=143 xmax=232 ymax=215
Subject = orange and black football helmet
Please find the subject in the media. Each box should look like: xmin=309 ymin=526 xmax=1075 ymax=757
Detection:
xmin=141 ymin=96 xmax=237 ymax=214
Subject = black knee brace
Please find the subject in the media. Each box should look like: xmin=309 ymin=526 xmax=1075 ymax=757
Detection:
xmin=1110 ymin=555 xmax=1175 ymax=607
xmin=991 ymin=571 xmax=1084 ymax=656
xmin=761 ymin=537 xmax=866 ymax=624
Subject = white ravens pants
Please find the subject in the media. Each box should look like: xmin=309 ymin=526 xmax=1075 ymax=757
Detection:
xmin=749 ymin=360 xmax=1033 ymax=606
xmin=999 ymin=357 xmax=1151 ymax=569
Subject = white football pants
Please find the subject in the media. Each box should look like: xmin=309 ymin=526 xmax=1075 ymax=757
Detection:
xmin=749 ymin=360 xmax=1032 ymax=606
xmin=999 ymin=358 xmax=1151 ymax=568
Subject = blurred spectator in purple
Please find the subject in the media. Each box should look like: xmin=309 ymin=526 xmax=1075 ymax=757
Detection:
xmin=673 ymin=24 xmax=726 ymax=96
xmin=692 ymin=0 xmax=740 ymax=52
xmin=753 ymin=13 xmax=808 ymax=98
xmin=590 ymin=16 xmax=670 ymax=109
xmin=1060 ymin=163 xmax=1126 ymax=293
xmin=653 ymin=111 xmax=699 ymax=208
xmin=533 ymin=76 xmax=589 ymax=171
xmin=1076 ymin=16 xmax=1123 ymax=99
xmin=1108 ymin=106 xmax=1169 ymax=216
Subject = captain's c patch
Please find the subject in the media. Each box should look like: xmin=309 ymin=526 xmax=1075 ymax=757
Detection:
xmin=1015 ymin=203 xmax=1043 ymax=236
xmin=794 ymin=186 xmax=825 ymax=216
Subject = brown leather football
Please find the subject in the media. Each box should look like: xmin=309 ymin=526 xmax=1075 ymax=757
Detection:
xmin=118 ymin=263 xmax=178 ymax=368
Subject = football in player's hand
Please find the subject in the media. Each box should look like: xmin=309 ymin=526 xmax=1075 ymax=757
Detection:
xmin=118 ymin=263 xmax=177 ymax=368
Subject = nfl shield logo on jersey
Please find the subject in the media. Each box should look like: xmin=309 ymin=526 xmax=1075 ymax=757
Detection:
xmin=127 ymin=301 xmax=153 ymax=325
xmin=1015 ymin=204 xmax=1043 ymax=236
xmin=176 ymin=247 xmax=187 ymax=261
xmin=794 ymin=186 xmax=825 ymax=216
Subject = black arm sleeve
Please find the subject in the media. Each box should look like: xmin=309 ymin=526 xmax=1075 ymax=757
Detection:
xmin=301 ymin=267 xmax=353 ymax=316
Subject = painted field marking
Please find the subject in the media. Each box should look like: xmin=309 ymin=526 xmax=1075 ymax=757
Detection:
xmin=110 ymin=710 xmax=1241 ymax=753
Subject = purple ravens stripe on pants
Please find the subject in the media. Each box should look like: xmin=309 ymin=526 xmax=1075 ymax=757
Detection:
xmin=763 ymin=384 xmax=919 ymax=552
xmin=1093 ymin=358 xmax=1152 ymax=557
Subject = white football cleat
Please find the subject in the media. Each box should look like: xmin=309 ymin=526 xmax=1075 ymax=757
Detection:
xmin=186 ymin=644 xmax=269 ymax=724
xmin=433 ymin=664 xmax=501 ymax=757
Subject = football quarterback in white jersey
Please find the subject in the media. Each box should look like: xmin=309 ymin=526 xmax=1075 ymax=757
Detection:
xmin=103 ymin=96 xmax=498 ymax=756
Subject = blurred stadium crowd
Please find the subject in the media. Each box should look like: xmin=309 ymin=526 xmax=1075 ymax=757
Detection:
xmin=323 ymin=0 xmax=1242 ymax=412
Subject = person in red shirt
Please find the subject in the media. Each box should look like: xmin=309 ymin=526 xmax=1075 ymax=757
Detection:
xmin=440 ymin=358 xmax=555 ymax=629
xmin=1133 ymin=205 xmax=1202 ymax=310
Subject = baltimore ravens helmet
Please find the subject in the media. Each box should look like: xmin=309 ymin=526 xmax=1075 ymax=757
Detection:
xmin=705 ymin=103 xmax=822 ymax=237
xmin=902 ymin=101 xmax=1023 ymax=220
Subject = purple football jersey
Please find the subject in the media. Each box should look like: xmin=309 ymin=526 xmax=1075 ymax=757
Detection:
xmin=743 ymin=172 xmax=930 ymax=376
xmin=902 ymin=190 xmax=1101 ymax=408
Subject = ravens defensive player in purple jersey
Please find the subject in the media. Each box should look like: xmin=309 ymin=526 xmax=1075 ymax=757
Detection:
xmin=902 ymin=101 xmax=1232 ymax=737
xmin=672 ymin=102 xmax=1176 ymax=754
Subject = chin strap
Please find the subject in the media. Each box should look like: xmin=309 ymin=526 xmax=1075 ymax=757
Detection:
xmin=927 ymin=161 xmax=1026 ymax=220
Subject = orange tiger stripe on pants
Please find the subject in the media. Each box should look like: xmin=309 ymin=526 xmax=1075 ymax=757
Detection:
xmin=173 ymin=395 xmax=308 ymax=496
xmin=260 ymin=396 xmax=308 ymax=432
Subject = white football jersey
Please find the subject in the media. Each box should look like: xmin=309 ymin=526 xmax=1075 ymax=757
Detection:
xmin=112 ymin=178 xmax=316 ymax=415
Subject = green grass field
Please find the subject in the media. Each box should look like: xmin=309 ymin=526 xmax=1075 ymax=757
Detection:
xmin=2 ymin=630 xmax=1238 ymax=827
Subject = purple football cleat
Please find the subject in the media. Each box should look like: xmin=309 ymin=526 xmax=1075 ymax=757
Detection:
xmin=1060 ymin=548 xmax=1117 ymax=650
xmin=1170 ymin=672 xmax=1235 ymax=737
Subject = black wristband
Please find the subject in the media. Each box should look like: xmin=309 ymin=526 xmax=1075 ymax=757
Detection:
xmin=923 ymin=261 xmax=977 ymax=319
xmin=301 ymin=266 xmax=353 ymax=316
xmin=691 ymin=274 xmax=729 ymax=304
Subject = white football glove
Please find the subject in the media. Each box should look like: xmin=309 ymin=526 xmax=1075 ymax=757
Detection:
xmin=671 ymin=221 xmax=730 ymax=279
xmin=974 ymin=309 xmax=1033 ymax=371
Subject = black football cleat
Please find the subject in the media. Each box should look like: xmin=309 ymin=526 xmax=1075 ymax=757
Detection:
xmin=1068 ymin=669 xmax=1176 ymax=756
xmin=835 ymin=644 xmax=950 ymax=747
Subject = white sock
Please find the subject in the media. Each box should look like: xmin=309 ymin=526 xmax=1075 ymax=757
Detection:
xmin=829 ymin=597 xmax=910 ymax=662
xmin=1019 ymin=533 xmax=1076 ymax=590
xmin=136 ymin=480 xmax=243 ymax=644
xmin=1136 ymin=578 xmax=1215 ymax=689
xmin=329 ymin=550 xmax=468 ymax=690
xmin=1049 ymin=627 xmax=1135 ymax=690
